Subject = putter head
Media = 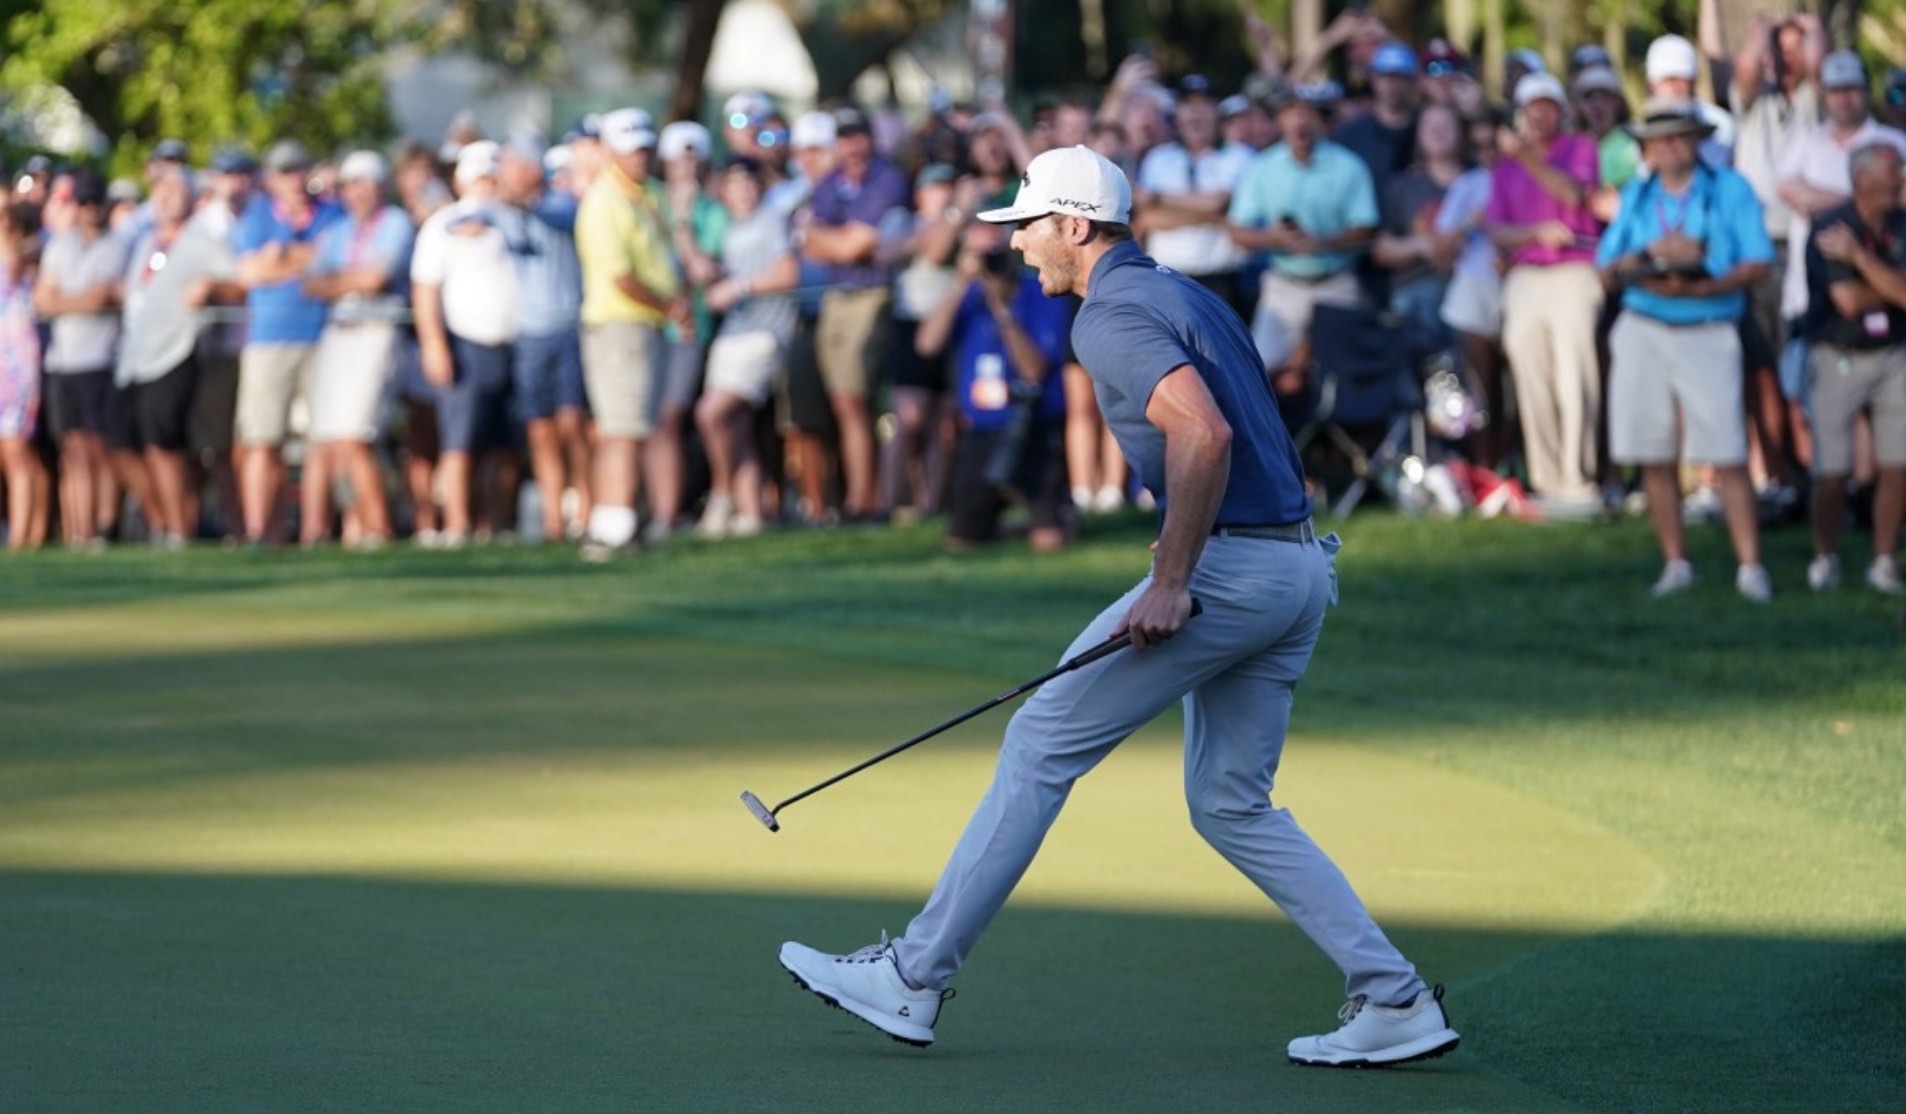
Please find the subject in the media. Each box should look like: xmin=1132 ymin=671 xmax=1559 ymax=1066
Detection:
xmin=740 ymin=790 xmax=780 ymax=833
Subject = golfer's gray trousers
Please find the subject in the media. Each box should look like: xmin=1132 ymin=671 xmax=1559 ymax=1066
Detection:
xmin=892 ymin=530 xmax=1426 ymax=1007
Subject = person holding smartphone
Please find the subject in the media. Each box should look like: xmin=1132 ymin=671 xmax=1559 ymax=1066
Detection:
xmin=1597 ymin=100 xmax=1775 ymax=601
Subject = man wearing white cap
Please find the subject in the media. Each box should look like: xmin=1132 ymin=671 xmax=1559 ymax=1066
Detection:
xmin=721 ymin=91 xmax=774 ymax=161
xmin=575 ymin=107 xmax=685 ymax=559
xmin=410 ymin=140 xmax=520 ymax=546
xmin=300 ymin=150 xmax=414 ymax=548
xmin=1485 ymin=73 xmax=1606 ymax=510
xmin=1644 ymin=34 xmax=1735 ymax=165
xmin=769 ymin=110 xmax=836 ymax=216
xmin=777 ymin=145 xmax=1459 ymax=1069
xmin=497 ymin=137 xmax=588 ymax=544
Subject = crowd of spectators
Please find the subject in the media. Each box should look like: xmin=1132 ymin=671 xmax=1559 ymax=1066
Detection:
xmin=0 ymin=9 xmax=1903 ymax=598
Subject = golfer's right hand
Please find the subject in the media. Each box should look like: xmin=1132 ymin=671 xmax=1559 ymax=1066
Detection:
xmin=1116 ymin=582 xmax=1194 ymax=650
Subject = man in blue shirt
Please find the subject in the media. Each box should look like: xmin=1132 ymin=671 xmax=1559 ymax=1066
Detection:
xmin=1597 ymin=101 xmax=1775 ymax=602
xmin=777 ymin=146 xmax=1459 ymax=1069
xmin=498 ymin=137 xmax=587 ymax=543
xmin=232 ymin=139 xmax=343 ymax=543
xmin=913 ymin=223 xmax=1073 ymax=550
xmin=1228 ymin=89 xmax=1378 ymax=387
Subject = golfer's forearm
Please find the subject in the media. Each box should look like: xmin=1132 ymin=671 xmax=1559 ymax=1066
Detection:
xmin=1152 ymin=433 xmax=1229 ymax=590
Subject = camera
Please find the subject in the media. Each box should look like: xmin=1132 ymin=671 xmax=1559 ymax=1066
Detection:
xmin=982 ymin=248 xmax=1017 ymax=277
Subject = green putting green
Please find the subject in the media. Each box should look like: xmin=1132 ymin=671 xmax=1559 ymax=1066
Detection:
xmin=1 ymin=514 xmax=1901 ymax=1112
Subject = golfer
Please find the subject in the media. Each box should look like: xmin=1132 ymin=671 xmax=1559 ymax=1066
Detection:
xmin=779 ymin=146 xmax=1458 ymax=1068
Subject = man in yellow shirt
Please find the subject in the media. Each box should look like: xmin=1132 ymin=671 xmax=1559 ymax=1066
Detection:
xmin=577 ymin=106 xmax=690 ymax=558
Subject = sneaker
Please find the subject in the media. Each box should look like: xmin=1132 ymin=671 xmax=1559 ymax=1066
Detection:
xmin=1091 ymin=486 xmax=1126 ymax=514
xmin=729 ymin=514 xmax=763 ymax=538
xmin=1288 ymin=984 xmax=1460 ymax=1068
xmin=1682 ymin=483 xmax=1722 ymax=525
xmin=1736 ymin=563 xmax=1773 ymax=603
xmin=1868 ymin=555 xmax=1903 ymax=595
xmin=1650 ymin=560 xmax=1695 ymax=598
xmin=1807 ymin=554 xmax=1842 ymax=592
xmin=778 ymin=934 xmax=952 ymax=1048
xmin=695 ymin=494 xmax=734 ymax=540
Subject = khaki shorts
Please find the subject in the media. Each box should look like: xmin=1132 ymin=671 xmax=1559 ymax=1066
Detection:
xmin=308 ymin=323 xmax=397 ymax=443
xmin=582 ymin=321 xmax=664 ymax=439
xmin=705 ymin=330 xmax=785 ymax=408
xmin=235 ymin=342 xmax=318 ymax=446
xmin=1808 ymin=344 xmax=1906 ymax=477
xmin=1255 ymin=270 xmax=1362 ymax=349
xmin=1608 ymin=313 xmax=1746 ymax=466
xmin=815 ymin=287 xmax=889 ymax=400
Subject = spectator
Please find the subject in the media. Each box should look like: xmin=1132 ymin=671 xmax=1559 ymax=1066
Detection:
xmin=1644 ymin=34 xmax=1734 ymax=164
xmin=1422 ymin=40 xmax=1485 ymax=118
xmin=1135 ymin=74 xmax=1253 ymax=319
xmin=300 ymin=150 xmax=414 ymax=549
xmin=1437 ymin=106 xmax=1514 ymax=470
xmin=1486 ymin=73 xmax=1606 ymax=510
xmin=695 ymin=157 xmax=801 ymax=538
xmin=0 ymin=201 xmax=46 ymax=549
xmin=1504 ymin=48 xmax=1546 ymax=104
xmin=915 ymin=221 xmax=1072 ymax=551
xmin=37 ymin=171 xmax=132 ymax=547
xmin=116 ymin=167 xmax=229 ymax=548
xmin=1597 ymin=101 xmax=1775 ymax=601
xmin=233 ymin=139 xmax=343 ymax=544
xmin=1335 ymin=42 xmax=1420 ymax=187
xmin=105 ymin=179 xmax=143 ymax=235
xmin=1723 ymin=11 xmax=1825 ymax=508
xmin=496 ymin=137 xmax=588 ymax=544
xmin=961 ymin=111 xmax=1027 ymax=214
xmin=802 ymin=105 xmax=910 ymax=522
xmin=1098 ymin=54 xmax=1172 ymax=176
xmin=878 ymin=163 xmax=960 ymax=520
xmin=653 ymin=120 xmax=726 ymax=540
xmin=565 ymin=115 xmax=607 ymax=198
xmin=1777 ymin=53 xmax=1906 ymax=373
xmin=722 ymin=91 xmax=775 ymax=161
xmin=184 ymin=147 xmax=257 ymax=542
xmin=1373 ymin=102 xmax=1468 ymax=353
xmin=1228 ymin=87 xmax=1377 ymax=392
xmin=1802 ymin=142 xmax=1906 ymax=595
xmin=388 ymin=145 xmax=452 ymax=543
xmin=576 ymin=109 xmax=683 ymax=559
xmin=1882 ymin=67 xmax=1906 ymax=133
xmin=773 ymin=110 xmax=835 ymax=216
xmin=410 ymin=140 xmax=521 ymax=547
xmin=777 ymin=112 xmax=839 ymax=523
xmin=1573 ymin=66 xmax=1641 ymax=211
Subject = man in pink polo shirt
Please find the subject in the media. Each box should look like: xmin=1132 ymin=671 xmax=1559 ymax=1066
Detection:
xmin=1486 ymin=73 xmax=1605 ymax=511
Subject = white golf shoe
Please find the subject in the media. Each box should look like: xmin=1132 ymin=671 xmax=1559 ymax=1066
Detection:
xmin=778 ymin=934 xmax=951 ymax=1047
xmin=1287 ymin=984 xmax=1460 ymax=1068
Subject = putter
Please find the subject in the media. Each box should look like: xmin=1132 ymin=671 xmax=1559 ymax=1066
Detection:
xmin=740 ymin=599 xmax=1201 ymax=833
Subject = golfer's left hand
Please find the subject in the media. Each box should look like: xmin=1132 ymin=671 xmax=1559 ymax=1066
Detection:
xmin=1117 ymin=583 xmax=1194 ymax=650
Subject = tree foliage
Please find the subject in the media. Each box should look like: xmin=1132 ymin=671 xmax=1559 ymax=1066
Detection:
xmin=2 ymin=0 xmax=408 ymax=172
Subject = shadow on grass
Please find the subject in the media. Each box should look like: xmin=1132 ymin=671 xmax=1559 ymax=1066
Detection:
xmin=0 ymin=871 xmax=1898 ymax=1114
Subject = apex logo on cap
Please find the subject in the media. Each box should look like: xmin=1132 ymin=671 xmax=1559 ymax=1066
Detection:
xmin=1053 ymin=198 xmax=1102 ymax=213
xmin=1021 ymin=171 xmax=1032 ymax=188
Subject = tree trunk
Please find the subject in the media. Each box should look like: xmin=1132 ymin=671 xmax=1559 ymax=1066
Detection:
xmin=1483 ymin=0 xmax=1505 ymax=99
xmin=1445 ymin=0 xmax=1476 ymax=53
xmin=669 ymin=0 xmax=729 ymax=124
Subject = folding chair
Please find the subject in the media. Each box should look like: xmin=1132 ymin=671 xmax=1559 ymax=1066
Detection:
xmin=1291 ymin=303 xmax=1425 ymax=518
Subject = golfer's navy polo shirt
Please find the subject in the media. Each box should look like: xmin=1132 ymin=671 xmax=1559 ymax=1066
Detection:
xmin=1072 ymin=240 xmax=1312 ymax=526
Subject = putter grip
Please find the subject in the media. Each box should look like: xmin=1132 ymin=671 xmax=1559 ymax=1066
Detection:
xmin=1063 ymin=598 xmax=1203 ymax=671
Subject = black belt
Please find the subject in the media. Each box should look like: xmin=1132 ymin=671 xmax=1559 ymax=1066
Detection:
xmin=1211 ymin=520 xmax=1315 ymax=542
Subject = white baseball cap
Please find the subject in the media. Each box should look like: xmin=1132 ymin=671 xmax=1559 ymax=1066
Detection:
xmin=658 ymin=121 xmax=712 ymax=162
xmin=600 ymin=107 xmax=657 ymax=155
xmin=337 ymin=149 xmax=388 ymax=185
xmin=723 ymin=90 xmax=773 ymax=125
xmin=977 ymin=145 xmax=1131 ymax=225
xmin=453 ymin=140 xmax=501 ymax=183
xmin=1514 ymin=72 xmax=1569 ymax=109
xmin=1645 ymin=35 xmax=1699 ymax=84
xmin=790 ymin=110 xmax=837 ymax=150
